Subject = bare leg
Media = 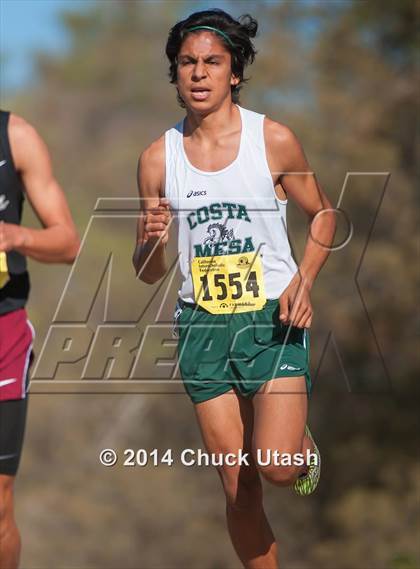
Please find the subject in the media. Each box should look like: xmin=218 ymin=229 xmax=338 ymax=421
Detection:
xmin=194 ymin=390 xmax=279 ymax=569
xmin=252 ymin=376 xmax=311 ymax=486
xmin=0 ymin=475 xmax=20 ymax=569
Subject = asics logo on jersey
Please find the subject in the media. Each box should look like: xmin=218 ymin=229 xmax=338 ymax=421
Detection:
xmin=0 ymin=160 xmax=6 ymax=167
xmin=0 ymin=194 xmax=10 ymax=211
xmin=187 ymin=190 xmax=207 ymax=197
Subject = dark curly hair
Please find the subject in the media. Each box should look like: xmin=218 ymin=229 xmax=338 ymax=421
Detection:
xmin=165 ymin=9 xmax=258 ymax=108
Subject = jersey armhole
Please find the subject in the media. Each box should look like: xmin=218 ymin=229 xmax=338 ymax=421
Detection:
xmin=163 ymin=130 xmax=169 ymax=199
xmin=0 ymin=111 xmax=26 ymax=199
xmin=261 ymin=116 xmax=288 ymax=205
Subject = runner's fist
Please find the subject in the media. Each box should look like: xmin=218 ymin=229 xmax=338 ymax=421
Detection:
xmin=143 ymin=198 xmax=171 ymax=245
xmin=0 ymin=221 xmax=27 ymax=252
xmin=279 ymin=274 xmax=313 ymax=329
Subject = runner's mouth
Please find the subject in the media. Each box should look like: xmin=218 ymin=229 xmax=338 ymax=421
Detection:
xmin=191 ymin=88 xmax=211 ymax=101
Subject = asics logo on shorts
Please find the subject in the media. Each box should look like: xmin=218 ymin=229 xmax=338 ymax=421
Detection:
xmin=0 ymin=378 xmax=17 ymax=388
xmin=0 ymin=453 xmax=17 ymax=461
xmin=0 ymin=194 xmax=10 ymax=211
xmin=280 ymin=364 xmax=302 ymax=371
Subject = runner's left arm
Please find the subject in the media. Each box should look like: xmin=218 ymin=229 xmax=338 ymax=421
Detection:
xmin=0 ymin=114 xmax=80 ymax=263
xmin=266 ymin=120 xmax=336 ymax=328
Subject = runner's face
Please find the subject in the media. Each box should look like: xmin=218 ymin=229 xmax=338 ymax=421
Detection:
xmin=176 ymin=32 xmax=239 ymax=110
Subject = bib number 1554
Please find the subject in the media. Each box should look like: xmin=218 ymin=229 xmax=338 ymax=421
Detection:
xmin=200 ymin=270 xmax=259 ymax=301
xmin=191 ymin=252 xmax=266 ymax=314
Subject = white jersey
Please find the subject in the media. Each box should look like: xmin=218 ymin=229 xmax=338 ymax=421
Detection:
xmin=164 ymin=104 xmax=298 ymax=305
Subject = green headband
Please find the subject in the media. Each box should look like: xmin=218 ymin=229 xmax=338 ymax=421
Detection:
xmin=184 ymin=25 xmax=234 ymax=48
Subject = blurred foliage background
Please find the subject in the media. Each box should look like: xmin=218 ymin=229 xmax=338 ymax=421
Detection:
xmin=1 ymin=1 xmax=419 ymax=568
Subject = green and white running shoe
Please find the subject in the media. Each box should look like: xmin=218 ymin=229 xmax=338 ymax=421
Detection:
xmin=294 ymin=425 xmax=321 ymax=496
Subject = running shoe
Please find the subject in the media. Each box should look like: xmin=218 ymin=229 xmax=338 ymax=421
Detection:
xmin=294 ymin=425 xmax=321 ymax=496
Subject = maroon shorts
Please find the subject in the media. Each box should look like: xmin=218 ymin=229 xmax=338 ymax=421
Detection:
xmin=0 ymin=308 xmax=34 ymax=402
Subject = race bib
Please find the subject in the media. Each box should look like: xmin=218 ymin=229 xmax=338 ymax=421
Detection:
xmin=0 ymin=252 xmax=9 ymax=289
xmin=191 ymin=252 xmax=266 ymax=314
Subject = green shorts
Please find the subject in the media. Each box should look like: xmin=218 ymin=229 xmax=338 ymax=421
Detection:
xmin=176 ymin=298 xmax=311 ymax=404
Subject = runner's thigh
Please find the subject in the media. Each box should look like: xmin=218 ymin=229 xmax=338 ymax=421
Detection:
xmin=194 ymin=390 xmax=260 ymax=503
xmin=252 ymin=376 xmax=308 ymax=456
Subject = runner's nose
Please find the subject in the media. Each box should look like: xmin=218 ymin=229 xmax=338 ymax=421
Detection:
xmin=192 ymin=60 xmax=207 ymax=80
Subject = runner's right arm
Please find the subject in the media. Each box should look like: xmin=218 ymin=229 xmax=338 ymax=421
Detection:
xmin=132 ymin=137 xmax=171 ymax=284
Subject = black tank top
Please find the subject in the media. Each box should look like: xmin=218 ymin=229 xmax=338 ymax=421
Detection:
xmin=0 ymin=110 xmax=30 ymax=315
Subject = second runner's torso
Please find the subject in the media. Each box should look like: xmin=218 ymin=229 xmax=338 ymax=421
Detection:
xmin=0 ymin=110 xmax=30 ymax=316
xmin=165 ymin=105 xmax=297 ymax=314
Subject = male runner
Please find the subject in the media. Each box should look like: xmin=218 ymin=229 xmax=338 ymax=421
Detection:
xmin=0 ymin=111 xmax=79 ymax=569
xmin=133 ymin=9 xmax=335 ymax=569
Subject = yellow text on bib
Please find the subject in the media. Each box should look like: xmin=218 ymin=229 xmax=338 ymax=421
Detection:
xmin=191 ymin=252 xmax=266 ymax=314
xmin=0 ymin=252 xmax=10 ymax=289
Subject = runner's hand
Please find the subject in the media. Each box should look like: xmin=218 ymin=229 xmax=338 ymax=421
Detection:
xmin=143 ymin=198 xmax=171 ymax=245
xmin=0 ymin=222 xmax=27 ymax=252
xmin=279 ymin=274 xmax=313 ymax=329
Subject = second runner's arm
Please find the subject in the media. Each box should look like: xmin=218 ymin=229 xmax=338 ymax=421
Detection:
xmin=0 ymin=114 xmax=80 ymax=263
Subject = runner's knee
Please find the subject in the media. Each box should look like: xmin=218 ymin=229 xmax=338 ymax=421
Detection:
xmin=221 ymin=468 xmax=263 ymax=511
xmin=0 ymin=477 xmax=15 ymax=532
xmin=258 ymin=463 xmax=300 ymax=487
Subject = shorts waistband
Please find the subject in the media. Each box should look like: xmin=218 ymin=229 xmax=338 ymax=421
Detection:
xmin=177 ymin=298 xmax=279 ymax=314
xmin=177 ymin=299 xmax=210 ymax=313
